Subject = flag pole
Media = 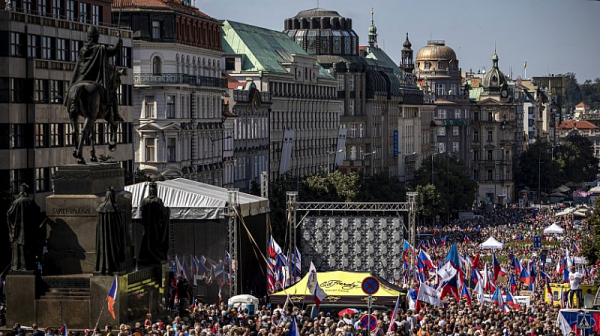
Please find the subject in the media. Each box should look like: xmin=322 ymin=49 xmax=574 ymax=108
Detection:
xmin=93 ymin=296 xmax=109 ymax=332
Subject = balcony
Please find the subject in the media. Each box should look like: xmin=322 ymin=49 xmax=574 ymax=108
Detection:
xmin=134 ymin=73 xmax=227 ymax=88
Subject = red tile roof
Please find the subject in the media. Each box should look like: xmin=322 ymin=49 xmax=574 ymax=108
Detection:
xmin=576 ymin=102 xmax=589 ymax=108
xmin=557 ymin=120 xmax=599 ymax=130
xmin=114 ymin=0 xmax=213 ymax=19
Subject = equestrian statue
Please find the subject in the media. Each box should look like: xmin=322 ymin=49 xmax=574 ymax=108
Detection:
xmin=64 ymin=26 xmax=124 ymax=164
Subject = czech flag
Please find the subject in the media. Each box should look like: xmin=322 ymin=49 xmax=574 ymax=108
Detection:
xmin=403 ymin=240 xmax=415 ymax=253
xmin=491 ymin=286 xmax=504 ymax=307
xmin=573 ymin=242 xmax=580 ymax=253
xmin=59 ymin=325 xmax=67 ymax=336
xmin=418 ymin=249 xmax=435 ymax=270
xmin=505 ymin=290 xmax=520 ymax=309
xmin=470 ymin=268 xmax=480 ymax=284
xmin=461 ymin=284 xmax=472 ymax=309
xmin=441 ymin=236 xmax=447 ymax=247
xmin=509 ymin=274 xmax=518 ymax=294
xmin=107 ymin=276 xmax=118 ymax=319
xmin=440 ymin=273 xmax=460 ymax=302
xmin=545 ymin=276 xmax=553 ymax=304
xmin=492 ymin=253 xmax=502 ymax=282
xmin=445 ymin=242 xmax=462 ymax=269
xmin=471 ymin=252 xmax=483 ymax=271
xmin=519 ymin=266 xmax=531 ymax=286
xmin=289 ymin=316 xmax=299 ymax=336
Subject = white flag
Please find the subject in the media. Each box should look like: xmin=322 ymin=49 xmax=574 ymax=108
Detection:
xmin=307 ymin=262 xmax=327 ymax=307
xmin=474 ymin=280 xmax=485 ymax=304
xmin=417 ymin=282 xmax=442 ymax=307
xmin=436 ymin=262 xmax=457 ymax=290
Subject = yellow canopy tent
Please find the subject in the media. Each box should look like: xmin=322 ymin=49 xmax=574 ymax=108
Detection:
xmin=270 ymin=271 xmax=405 ymax=306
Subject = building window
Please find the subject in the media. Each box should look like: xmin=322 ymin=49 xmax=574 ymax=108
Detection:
xmin=474 ymin=111 xmax=479 ymax=121
xmin=473 ymin=150 xmax=479 ymax=161
xmin=34 ymin=79 xmax=48 ymax=103
xmin=145 ymin=96 xmax=155 ymax=118
xmin=56 ymin=38 xmax=67 ymax=61
xmin=436 ymin=109 xmax=446 ymax=119
xmin=70 ymin=40 xmax=80 ymax=61
xmin=454 ymin=109 xmax=461 ymax=119
xmin=64 ymin=123 xmax=74 ymax=146
xmin=166 ymin=95 xmax=175 ymax=118
xmin=473 ymin=170 xmax=479 ymax=179
xmin=27 ymin=34 xmax=40 ymax=59
xmin=50 ymin=123 xmax=63 ymax=146
xmin=437 ymin=142 xmax=446 ymax=153
xmin=349 ymin=75 xmax=355 ymax=91
xmin=349 ymin=124 xmax=356 ymax=138
xmin=11 ymin=78 xmax=25 ymax=103
xmin=487 ymin=130 xmax=493 ymax=142
xmin=50 ymin=80 xmax=63 ymax=103
xmin=487 ymin=150 xmax=493 ymax=161
xmin=38 ymin=0 xmax=48 ymax=16
xmin=337 ymin=75 xmax=344 ymax=91
xmin=450 ymin=84 xmax=457 ymax=95
xmin=91 ymin=5 xmax=100 ymax=25
xmin=348 ymin=100 xmax=354 ymax=116
xmin=52 ymin=0 xmax=62 ymax=18
xmin=152 ymin=20 xmax=161 ymax=39
xmin=120 ymin=47 xmax=131 ymax=67
xmin=36 ymin=168 xmax=49 ymax=192
xmin=436 ymin=84 xmax=445 ymax=96
xmin=452 ymin=142 xmax=459 ymax=152
xmin=78 ymin=2 xmax=87 ymax=22
xmin=145 ymin=138 xmax=156 ymax=162
xmin=437 ymin=127 xmax=446 ymax=136
xmin=167 ymin=138 xmax=176 ymax=162
xmin=152 ymin=56 xmax=161 ymax=75
xmin=10 ymin=32 xmax=25 ymax=57
xmin=22 ymin=0 xmax=32 ymax=13
xmin=487 ymin=169 xmax=493 ymax=181
xmin=350 ymin=146 xmax=357 ymax=160
xmin=473 ymin=130 xmax=479 ymax=142
xmin=42 ymin=36 xmax=54 ymax=60
xmin=66 ymin=0 xmax=75 ymax=21
xmin=225 ymin=57 xmax=235 ymax=71
xmin=488 ymin=111 xmax=494 ymax=121
xmin=35 ymin=124 xmax=48 ymax=147
xmin=11 ymin=124 xmax=26 ymax=149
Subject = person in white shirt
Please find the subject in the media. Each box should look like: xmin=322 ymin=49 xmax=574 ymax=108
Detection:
xmin=569 ymin=266 xmax=584 ymax=308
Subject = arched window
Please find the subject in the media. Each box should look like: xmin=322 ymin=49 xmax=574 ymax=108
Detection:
xmin=152 ymin=56 xmax=161 ymax=75
xmin=176 ymin=54 xmax=179 ymax=73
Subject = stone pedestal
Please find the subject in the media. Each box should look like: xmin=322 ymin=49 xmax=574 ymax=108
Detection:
xmin=5 ymin=271 xmax=36 ymax=327
xmin=45 ymin=163 xmax=133 ymax=275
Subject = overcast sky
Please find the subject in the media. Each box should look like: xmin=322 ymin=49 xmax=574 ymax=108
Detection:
xmin=198 ymin=0 xmax=600 ymax=83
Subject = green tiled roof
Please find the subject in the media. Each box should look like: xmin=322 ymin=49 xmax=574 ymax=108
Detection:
xmin=364 ymin=46 xmax=403 ymax=76
xmin=221 ymin=20 xmax=332 ymax=79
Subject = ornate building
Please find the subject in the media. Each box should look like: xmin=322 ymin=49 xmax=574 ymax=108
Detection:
xmin=114 ymin=0 xmax=227 ymax=184
xmin=0 ymin=0 xmax=134 ymax=208
xmin=415 ymin=40 xmax=471 ymax=168
xmin=222 ymin=20 xmax=341 ymax=181
xmin=283 ymin=8 xmax=424 ymax=178
xmin=469 ymin=51 xmax=520 ymax=204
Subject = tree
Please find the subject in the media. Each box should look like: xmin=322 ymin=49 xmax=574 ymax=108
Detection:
xmin=515 ymin=141 xmax=561 ymax=193
xmin=582 ymin=197 xmax=600 ymax=266
xmin=416 ymin=184 xmax=443 ymax=224
xmin=563 ymin=72 xmax=581 ymax=113
xmin=412 ymin=155 xmax=477 ymax=220
xmin=556 ymin=134 xmax=599 ymax=184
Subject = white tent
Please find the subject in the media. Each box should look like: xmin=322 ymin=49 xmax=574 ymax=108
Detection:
xmin=543 ymin=223 xmax=565 ymax=234
xmin=479 ymin=237 xmax=504 ymax=250
xmin=556 ymin=207 xmax=576 ymax=216
xmin=125 ymin=178 xmax=270 ymax=220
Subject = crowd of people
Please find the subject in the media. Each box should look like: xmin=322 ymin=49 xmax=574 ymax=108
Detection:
xmin=0 ymin=204 xmax=598 ymax=336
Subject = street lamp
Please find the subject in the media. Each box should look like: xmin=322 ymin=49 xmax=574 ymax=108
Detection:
xmin=327 ymin=149 xmax=343 ymax=173
xmin=431 ymin=150 xmax=441 ymax=185
xmin=363 ymin=150 xmax=377 ymax=176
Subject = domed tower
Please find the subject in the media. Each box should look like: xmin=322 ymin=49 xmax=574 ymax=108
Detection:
xmin=283 ymin=8 xmax=358 ymax=56
xmin=482 ymin=49 xmax=508 ymax=97
xmin=400 ymin=33 xmax=414 ymax=74
xmin=368 ymin=8 xmax=377 ymax=47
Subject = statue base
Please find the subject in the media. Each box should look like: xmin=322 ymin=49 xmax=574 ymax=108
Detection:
xmin=5 ymin=266 xmax=164 ymax=329
xmin=52 ymin=163 xmax=125 ymax=195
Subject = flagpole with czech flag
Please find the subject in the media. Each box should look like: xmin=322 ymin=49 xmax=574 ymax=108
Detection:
xmin=94 ymin=276 xmax=119 ymax=331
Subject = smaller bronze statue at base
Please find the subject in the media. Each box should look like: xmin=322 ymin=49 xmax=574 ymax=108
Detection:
xmin=95 ymin=187 xmax=125 ymax=275
xmin=6 ymin=183 xmax=42 ymax=271
xmin=138 ymin=182 xmax=170 ymax=264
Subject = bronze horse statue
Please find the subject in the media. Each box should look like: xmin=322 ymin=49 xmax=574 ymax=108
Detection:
xmin=66 ymin=67 xmax=125 ymax=164
xmin=64 ymin=26 xmax=123 ymax=164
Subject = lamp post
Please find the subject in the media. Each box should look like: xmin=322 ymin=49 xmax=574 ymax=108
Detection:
xmin=431 ymin=150 xmax=441 ymax=185
xmin=327 ymin=149 xmax=344 ymax=173
xmin=363 ymin=150 xmax=377 ymax=176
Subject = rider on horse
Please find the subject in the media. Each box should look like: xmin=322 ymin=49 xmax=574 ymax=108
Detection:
xmin=64 ymin=25 xmax=124 ymax=122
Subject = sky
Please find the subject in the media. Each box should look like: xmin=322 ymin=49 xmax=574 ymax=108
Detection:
xmin=197 ymin=0 xmax=600 ymax=83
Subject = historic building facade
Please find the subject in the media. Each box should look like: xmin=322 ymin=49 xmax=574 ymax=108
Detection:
xmin=283 ymin=8 xmax=424 ymax=178
xmin=0 ymin=0 xmax=134 ymax=208
xmin=222 ymin=20 xmax=341 ymax=182
xmin=469 ymin=51 xmax=520 ymax=204
xmin=114 ymin=0 xmax=227 ymax=184
xmin=415 ymin=40 xmax=471 ymax=169
xmin=224 ymin=78 xmax=271 ymax=192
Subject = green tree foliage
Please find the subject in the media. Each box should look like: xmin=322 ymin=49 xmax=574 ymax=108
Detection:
xmin=582 ymin=197 xmax=600 ymax=265
xmin=415 ymin=184 xmax=443 ymax=224
xmin=412 ymin=155 xmax=477 ymax=219
xmin=563 ymin=72 xmax=581 ymax=112
xmin=564 ymin=73 xmax=600 ymax=111
xmin=556 ymin=134 xmax=599 ymax=183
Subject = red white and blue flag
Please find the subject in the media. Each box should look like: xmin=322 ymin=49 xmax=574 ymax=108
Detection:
xmin=59 ymin=325 xmax=67 ymax=336
xmin=461 ymin=284 xmax=472 ymax=309
xmin=505 ymin=290 xmax=520 ymax=309
xmin=492 ymin=253 xmax=503 ymax=282
xmin=491 ymin=286 xmax=504 ymax=307
xmin=418 ymin=249 xmax=435 ymax=270
xmin=519 ymin=265 xmax=532 ymax=286
xmin=388 ymin=292 xmax=403 ymax=333
xmin=509 ymin=274 xmax=518 ymax=294
xmin=107 ymin=276 xmax=118 ymax=319
xmin=307 ymin=262 xmax=327 ymax=308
